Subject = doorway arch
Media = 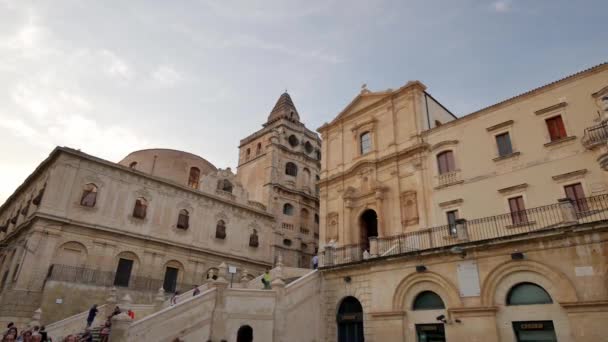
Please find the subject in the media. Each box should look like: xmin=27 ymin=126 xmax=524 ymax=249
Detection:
xmin=337 ymin=296 xmax=364 ymax=342
xmin=359 ymin=209 xmax=378 ymax=251
xmin=237 ymin=325 xmax=253 ymax=342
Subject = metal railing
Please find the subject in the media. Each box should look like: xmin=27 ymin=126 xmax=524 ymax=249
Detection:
xmin=321 ymin=195 xmax=608 ymax=267
xmin=582 ymin=121 xmax=608 ymax=149
xmin=46 ymin=264 xmax=194 ymax=293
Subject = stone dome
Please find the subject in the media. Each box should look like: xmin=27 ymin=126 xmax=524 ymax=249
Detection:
xmin=118 ymin=149 xmax=217 ymax=187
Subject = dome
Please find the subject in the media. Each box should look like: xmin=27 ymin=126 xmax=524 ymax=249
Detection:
xmin=118 ymin=149 xmax=217 ymax=187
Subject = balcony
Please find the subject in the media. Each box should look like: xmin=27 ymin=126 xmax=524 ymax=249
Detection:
xmin=282 ymin=223 xmax=294 ymax=231
xmin=582 ymin=121 xmax=608 ymax=149
xmin=435 ymin=170 xmax=463 ymax=189
xmin=320 ymin=195 xmax=608 ymax=267
xmin=300 ymin=226 xmax=310 ymax=235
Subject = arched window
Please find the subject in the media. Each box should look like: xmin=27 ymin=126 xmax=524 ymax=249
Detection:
xmin=215 ymin=220 xmax=226 ymax=239
xmin=256 ymin=142 xmax=262 ymax=155
xmin=132 ymin=197 xmax=148 ymax=219
xmin=80 ymin=183 xmax=98 ymax=207
xmin=288 ymin=135 xmax=299 ymax=147
xmin=360 ymin=131 xmax=372 ymax=154
xmin=301 ymin=208 xmax=310 ymax=220
xmin=337 ymin=296 xmax=364 ymax=342
xmin=314 ymin=214 xmax=319 ymax=224
xmin=436 ymin=151 xmax=456 ymax=175
xmin=218 ymin=179 xmax=233 ymax=193
xmin=283 ymin=238 xmax=292 ymax=246
xmin=177 ymin=209 xmax=189 ymax=229
xmin=129 ymin=161 xmax=138 ymax=169
xmin=285 ymin=162 xmax=298 ymax=176
xmin=246 ymin=148 xmax=251 ymax=157
xmin=302 ymin=168 xmax=311 ymax=184
xmin=507 ymin=282 xmax=553 ymax=305
xmin=188 ymin=167 xmax=200 ymax=189
xmin=237 ymin=325 xmax=253 ymax=342
xmin=413 ymin=291 xmax=445 ymax=310
xmin=316 ymin=150 xmax=321 ymax=160
xmin=304 ymin=141 xmax=313 ymax=153
xmin=283 ymin=203 xmax=294 ymax=216
xmin=249 ymin=229 xmax=259 ymax=247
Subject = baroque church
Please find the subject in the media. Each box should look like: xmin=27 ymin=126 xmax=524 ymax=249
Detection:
xmin=0 ymin=62 xmax=607 ymax=342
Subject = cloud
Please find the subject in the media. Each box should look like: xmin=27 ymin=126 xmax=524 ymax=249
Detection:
xmin=492 ymin=1 xmax=512 ymax=13
xmin=101 ymin=50 xmax=133 ymax=80
xmin=151 ymin=65 xmax=183 ymax=87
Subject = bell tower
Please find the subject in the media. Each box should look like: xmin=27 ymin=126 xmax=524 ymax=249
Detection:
xmin=237 ymin=92 xmax=321 ymax=268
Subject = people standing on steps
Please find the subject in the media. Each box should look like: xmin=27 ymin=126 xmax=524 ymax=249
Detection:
xmin=261 ymin=269 xmax=272 ymax=289
xmin=193 ymin=285 xmax=200 ymax=296
xmin=127 ymin=309 xmax=135 ymax=320
xmin=312 ymin=254 xmax=319 ymax=269
xmin=85 ymin=304 xmax=98 ymax=328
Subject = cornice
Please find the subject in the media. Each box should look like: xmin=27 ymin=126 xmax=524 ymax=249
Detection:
xmin=318 ymin=142 xmax=428 ymax=187
xmin=534 ymin=102 xmax=567 ymax=115
xmin=32 ymin=212 xmax=273 ymax=267
xmin=430 ymin=140 xmax=459 ymax=151
xmin=486 ymin=120 xmax=514 ymax=132
xmin=421 ymin=62 xmax=608 ymax=135
xmin=552 ymin=169 xmax=587 ymax=182
xmin=497 ymin=183 xmax=528 ymax=194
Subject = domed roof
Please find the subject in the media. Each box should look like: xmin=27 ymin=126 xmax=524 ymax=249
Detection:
xmin=118 ymin=149 xmax=217 ymax=186
xmin=266 ymin=92 xmax=300 ymax=124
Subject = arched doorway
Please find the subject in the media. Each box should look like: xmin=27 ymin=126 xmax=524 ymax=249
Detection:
xmin=359 ymin=209 xmax=378 ymax=251
xmin=337 ymin=296 xmax=364 ymax=342
xmin=237 ymin=325 xmax=253 ymax=342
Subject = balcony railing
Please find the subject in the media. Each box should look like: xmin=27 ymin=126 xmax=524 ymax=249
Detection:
xmin=300 ymin=226 xmax=310 ymax=235
xmin=46 ymin=264 xmax=193 ymax=293
xmin=282 ymin=223 xmax=294 ymax=230
xmin=321 ymin=195 xmax=608 ymax=267
xmin=436 ymin=171 xmax=461 ymax=188
xmin=582 ymin=121 xmax=608 ymax=149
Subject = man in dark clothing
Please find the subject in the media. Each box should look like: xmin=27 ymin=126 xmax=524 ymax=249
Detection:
xmin=86 ymin=304 xmax=98 ymax=328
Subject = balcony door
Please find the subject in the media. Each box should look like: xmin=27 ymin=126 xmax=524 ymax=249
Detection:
xmin=114 ymin=258 xmax=133 ymax=287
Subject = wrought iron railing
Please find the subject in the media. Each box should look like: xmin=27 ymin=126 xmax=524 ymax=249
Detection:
xmin=582 ymin=121 xmax=608 ymax=148
xmin=46 ymin=264 xmax=193 ymax=293
xmin=321 ymin=195 xmax=608 ymax=267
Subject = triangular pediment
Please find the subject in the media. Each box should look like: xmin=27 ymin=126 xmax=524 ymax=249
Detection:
xmin=331 ymin=92 xmax=391 ymax=123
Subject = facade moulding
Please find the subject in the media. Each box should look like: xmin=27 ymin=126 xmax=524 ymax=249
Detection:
xmin=497 ymin=183 xmax=528 ymax=194
xmin=448 ymin=306 xmax=498 ymax=318
xmin=551 ymin=169 xmax=587 ymax=182
xmin=31 ymin=213 xmax=274 ymax=268
xmin=534 ymin=102 xmax=568 ymax=115
xmin=420 ymin=63 xmax=608 ymax=135
xmin=430 ymin=140 xmax=459 ymax=151
xmin=438 ymin=199 xmax=464 ymax=208
xmin=318 ymin=143 xmax=429 ymax=187
xmin=561 ymin=300 xmax=608 ymax=313
xmin=486 ymin=120 xmax=514 ymax=132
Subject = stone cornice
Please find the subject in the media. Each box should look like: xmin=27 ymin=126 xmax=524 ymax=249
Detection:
xmin=497 ymin=183 xmax=528 ymax=194
xmin=421 ymin=63 xmax=608 ymax=135
xmin=439 ymin=199 xmax=464 ymax=208
xmin=561 ymin=300 xmax=608 ymax=313
xmin=318 ymin=142 xmax=428 ymax=187
xmin=592 ymin=85 xmax=608 ymax=98
xmin=430 ymin=140 xmax=459 ymax=151
xmin=31 ymin=213 xmax=274 ymax=267
xmin=448 ymin=306 xmax=498 ymax=317
xmin=535 ymin=102 xmax=567 ymax=115
xmin=486 ymin=120 xmax=514 ymax=132
xmin=552 ymin=169 xmax=587 ymax=182
xmin=369 ymin=310 xmax=406 ymax=318
xmin=268 ymin=183 xmax=320 ymax=203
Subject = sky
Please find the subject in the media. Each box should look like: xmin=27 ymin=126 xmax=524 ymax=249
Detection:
xmin=0 ymin=0 xmax=606 ymax=203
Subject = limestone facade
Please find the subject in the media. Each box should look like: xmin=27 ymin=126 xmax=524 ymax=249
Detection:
xmin=237 ymin=93 xmax=321 ymax=268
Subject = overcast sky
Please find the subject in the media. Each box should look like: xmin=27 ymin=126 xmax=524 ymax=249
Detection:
xmin=0 ymin=0 xmax=606 ymax=204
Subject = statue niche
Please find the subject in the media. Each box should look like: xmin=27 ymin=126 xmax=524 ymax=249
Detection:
xmin=401 ymin=191 xmax=419 ymax=227
xmin=249 ymin=229 xmax=259 ymax=247
xmin=326 ymin=212 xmax=339 ymax=242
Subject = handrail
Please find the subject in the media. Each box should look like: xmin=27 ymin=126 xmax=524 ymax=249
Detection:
xmin=582 ymin=120 xmax=608 ymax=148
xmin=322 ymin=195 xmax=608 ymax=267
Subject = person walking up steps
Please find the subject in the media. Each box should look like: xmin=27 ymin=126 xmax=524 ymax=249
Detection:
xmin=86 ymin=305 xmax=98 ymax=328
xmin=261 ymin=269 xmax=271 ymax=289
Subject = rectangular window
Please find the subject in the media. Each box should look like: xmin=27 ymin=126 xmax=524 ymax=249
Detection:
xmin=508 ymin=196 xmax=528 ymax=225
xmin=437 ymin=151 xmax=456 ymax=175
xmin=113 ymin=258 xmax=134 ymax=287
xmin=495 ymin=132 xmax=513 ymax=157
xmin=564 ymin=183 xmax=588 ymax=213
xmin=545 ymin=116 xmax=567 ymax=142
xmin=446 ymin=210 xmax=458 ymax=236
xmin=360 ymin=132 xmax=372 ymax=155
